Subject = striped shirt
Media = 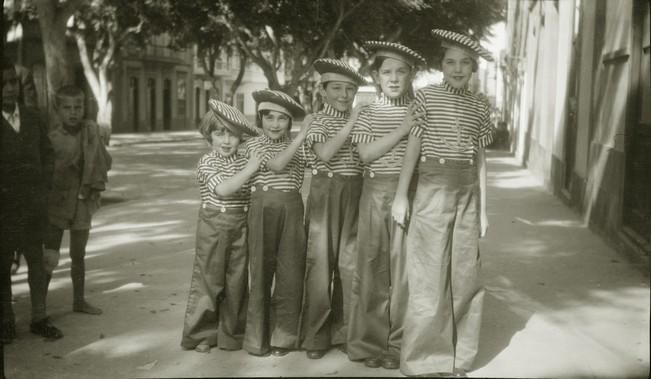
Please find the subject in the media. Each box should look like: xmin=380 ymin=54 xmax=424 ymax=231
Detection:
xmin=196 ymin=151 xmax=250 ymax=209
xmin=305 ymin=104 xmax=363 ymax=176
xmin=411 ymin=81 xmax=494 ymax=161
xmin=351 ymin=93 xmax=412 ymax=175
xmin=245 ymin=134 xmax=306 ymax=191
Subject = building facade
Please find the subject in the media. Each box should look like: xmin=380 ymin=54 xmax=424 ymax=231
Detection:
xmin=503 ymin=0 xmax=650 ymax=260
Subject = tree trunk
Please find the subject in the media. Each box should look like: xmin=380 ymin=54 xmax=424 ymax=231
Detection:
xmin=35 ymin=0 xmax=80 ymax=113
xmin=229 ymin=53 xmax=247 ymax=102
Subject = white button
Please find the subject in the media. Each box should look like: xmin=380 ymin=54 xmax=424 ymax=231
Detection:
xmin=469 ymin=159 xmax=474 ymax=165
xmin=244 ymin=206 xmax=248 ymax=212
xmin=312 ymin=169 xmax=318 ymax=175
xmin=439 ymin=158 xmax=446 ymax=164
xmin=327 ymin=172 xmax=334 ymax=178
xmin=251 ymin=186 xmax=256 ymax=192
xmin=202 ymin=204 xmax=207 ymax=209
xmin=262 ymin=185 xmax=269 ymax=191
xmin=369 ymin=172 xmax=375 ymax=178
xmin=420 ymin=156 xmax=426 ymax=162
xmin=220 ymin=207 xmax=226 ymax=213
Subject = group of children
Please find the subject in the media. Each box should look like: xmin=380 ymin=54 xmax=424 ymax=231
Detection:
xmin=180 ymin=29 xmax=495 ymax=377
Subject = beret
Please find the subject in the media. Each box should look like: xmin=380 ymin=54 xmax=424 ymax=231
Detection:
xmin=252 ymin=89 xmax=306 ymax=119
xmin=431 ymin=29 xmax=494 ymax=62
xmin=313 ymin=58 xmax=367 ymax=86
xmin=207 ymin=99 xmax=258 ymax=136
xmin=363 ymin=40 xmax=427 ymax=67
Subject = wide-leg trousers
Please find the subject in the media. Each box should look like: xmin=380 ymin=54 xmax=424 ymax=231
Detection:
xmin=347 ymin=173 xmax=413 ymax=361
xmin=300 ymin=172 xmax=362 ymax=350
xmin=400 ymin=159 xmax=484 ymax=376
xmin=243 ymin=187 xmax=306 ymax=355
xmin=181 ymin=206 xmax=248 ymax=350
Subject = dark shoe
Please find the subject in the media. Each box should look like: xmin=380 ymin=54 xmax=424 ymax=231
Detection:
xmin=364 ymin=356 xmax=382 ymax=368
xmin=1 ymin=322 xmax=16 ymax=344
xmin=29 ymin=318 xmax=63 ymax=340
xmin=306 ymin=349 xmax=327 ymax=359
xmin=248 ymin=350 xmax=271 ymax=357
xmin=381 ymin=355 xmax=400 ymax=370
xmin=271 ymin=347 xmax=290 ymax=356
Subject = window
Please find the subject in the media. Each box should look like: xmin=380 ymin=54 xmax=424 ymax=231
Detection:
xmin=176 ymin=72 xmax=187 ymax=117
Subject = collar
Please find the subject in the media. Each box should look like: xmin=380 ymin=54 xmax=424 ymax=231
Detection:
xmin=322 ymin=103 xmax=349 ymax=119
xmin=213 ymin=151 xmax=238 ymax=163
xmin=261 ymin=133 xmax=289 ymax=144
xmin=2 ymin=105 xmax=19 ymax=121
xmin=379 ymin=92 xmax=413 ymax=106
xmin=441 ymin=80 xmax=471 ymax=96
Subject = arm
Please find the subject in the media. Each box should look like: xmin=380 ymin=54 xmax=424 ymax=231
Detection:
xmin=357 ymin=102 xmax=425 ymax=163
xmin=267 ymin=115 xmax=313 ymax=172
xmin=214 ymin=152 xmax=261 ymax=197
xmin=391 ymin=134 xmax=421 ymax=227
xmin=312 ymin=105 xmax=364 ymax=162
xmin=478 ymin=147 xmax=488 ymax=238
xmin=39 ymin=112 xmax=55 ymax=190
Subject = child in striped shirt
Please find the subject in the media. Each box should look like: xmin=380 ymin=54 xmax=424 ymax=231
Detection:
xmin=181 ymin=100 xmax=260 ymax=353
xmin=300 ymin=58 xmax=367 ymax=360
xmin=242 ymin=89 xmax=308 ymax=357
xmin=392 ymin=29 xmax=495 ymax=377
xmin=347 ymin=41 xmax=426 ymax=371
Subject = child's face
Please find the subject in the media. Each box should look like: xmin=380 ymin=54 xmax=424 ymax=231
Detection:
xmin=57 ymin=95 xmax=85 ymax=128
xmin=319 ymin=81 xmax=358 ymax=113
xmin=373 ymin=57 xmax=412 ymax=99
xmin=261 ymin=110 xmax=290 ymax=140
xmin=441 ymin=47 xmax=474 ymax=89
xmin=211 ymin=126 xmax=241 ymax=157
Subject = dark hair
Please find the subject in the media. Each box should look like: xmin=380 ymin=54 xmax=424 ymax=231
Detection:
xmin=54 ymin=85 xmax=85 ymax=107
xmin=198 ymin=110 xmax=240 ymax=143
xmin=1 ymin=60 xmax=15 ymax=73
xmin=256 ymin=109 xmax=293 ymax=131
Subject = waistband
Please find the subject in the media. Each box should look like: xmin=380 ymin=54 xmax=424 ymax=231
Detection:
xmin=418 ymin=155 xmax=476 ymax=169
xmin=201 ymin=203 xmax=249 ymax=213
xmin=250 ymin=184 xmax=301 ymax=197
xmin=310 ymin=168 xmax=362 ymax=179
xmin=362 ymin=169 xmax=400 ymax=179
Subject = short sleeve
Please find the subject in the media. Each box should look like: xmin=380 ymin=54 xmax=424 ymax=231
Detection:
xmin=305 ymin=118 xmax=328 ymax=148
xmin=350 ymin=108 xmax=374 ymax=145
xmin=477 ymin=102 xmax=495 ymax=148
xmin=409 ymin=89 xmax=427 ymax=139
xmin=196 ymin=154 xmax=224 ymax=192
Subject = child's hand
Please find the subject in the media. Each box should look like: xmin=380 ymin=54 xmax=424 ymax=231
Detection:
xmin=391 ymin=194 xmax=410 ymax=229
xmin=298 ymin=114 xmax=315 ymax=136
xmin=247 ymin=150 xmax=264 ymax=169
xmin=349 ymin=104 xmax=368 ymax=123
xmin=400 ymin=101 xmax=426 ymax=135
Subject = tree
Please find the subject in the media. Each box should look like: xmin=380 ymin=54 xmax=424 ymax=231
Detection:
xmin=33 ymin=0 xmax=83 ymax=104
xmin=68 ymin=0 xmax=167 ymax=138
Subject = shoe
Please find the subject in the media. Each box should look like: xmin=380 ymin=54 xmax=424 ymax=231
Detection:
xmin=306 ymin=349 xmax=327 ymax=359
xmin=30 ymin=317 xmax=63 ymax=340
xmin=73 ymin=300 xmax=103 ymax=315
xmin=364 ymin=356 xmax=382 ymax=368
xmin=1 ymin=322 xmax=16 ymax=344
xmin=452 ymin=368 xmax=468 ymax=377
xmin=336 ymin=343 xmax=347 ymax=353
xmin=271 ymin=347 xmax=290 ymax=356
xmin=381 ymin=355 xmax=399 ymax=370
xmin=248 ymin=350 xmax=271 ymax=357
xmin=195 ymin=340 xmax=211 ymax=353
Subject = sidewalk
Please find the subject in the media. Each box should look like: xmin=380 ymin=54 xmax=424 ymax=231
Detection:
xmin=4 ymin=151 xmax=649 ymax=378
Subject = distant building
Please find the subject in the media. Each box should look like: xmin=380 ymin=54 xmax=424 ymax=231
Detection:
xmin=503 ymin=0 xmax=650 ymax=259
xmin=4 ymin=21 xmax=268 ymax=133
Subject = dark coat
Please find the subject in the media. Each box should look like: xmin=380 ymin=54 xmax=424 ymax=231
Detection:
xmin=0 ymin=105 xmax=54 ymax=240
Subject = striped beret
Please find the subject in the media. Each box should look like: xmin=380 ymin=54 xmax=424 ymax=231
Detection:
xmin=431 ymin=29 xmax=494 ymax=62
xmin=207 ymin=99 xmax=258 ymax=136
xmin=313 ymin=58 xmax=366 ymax=86
xmin=252 ymin=89 xmax=306 ymax=120
xmin=363 ymin=40 xmax=427 ymax=67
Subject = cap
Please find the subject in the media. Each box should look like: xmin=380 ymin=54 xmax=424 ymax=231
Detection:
xmin=431 ymin=29 xmax=494 ymax=62
xmin=313 ymin=58 xmax=366 ymax=86
xmin=252 ymin=89 xmax=306 ymax=119
xmin=207 ymin=99 xmax=258 ymax=136
xmin=363 ymin=40 xmax=427 ymax=67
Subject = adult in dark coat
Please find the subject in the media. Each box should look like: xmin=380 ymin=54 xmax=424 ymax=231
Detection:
xmin=1 ymin=61 xmax=63 ymax=343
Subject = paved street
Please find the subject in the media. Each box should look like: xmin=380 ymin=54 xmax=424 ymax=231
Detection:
xmin=4 ymin=133 xmax=649 ymax=378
